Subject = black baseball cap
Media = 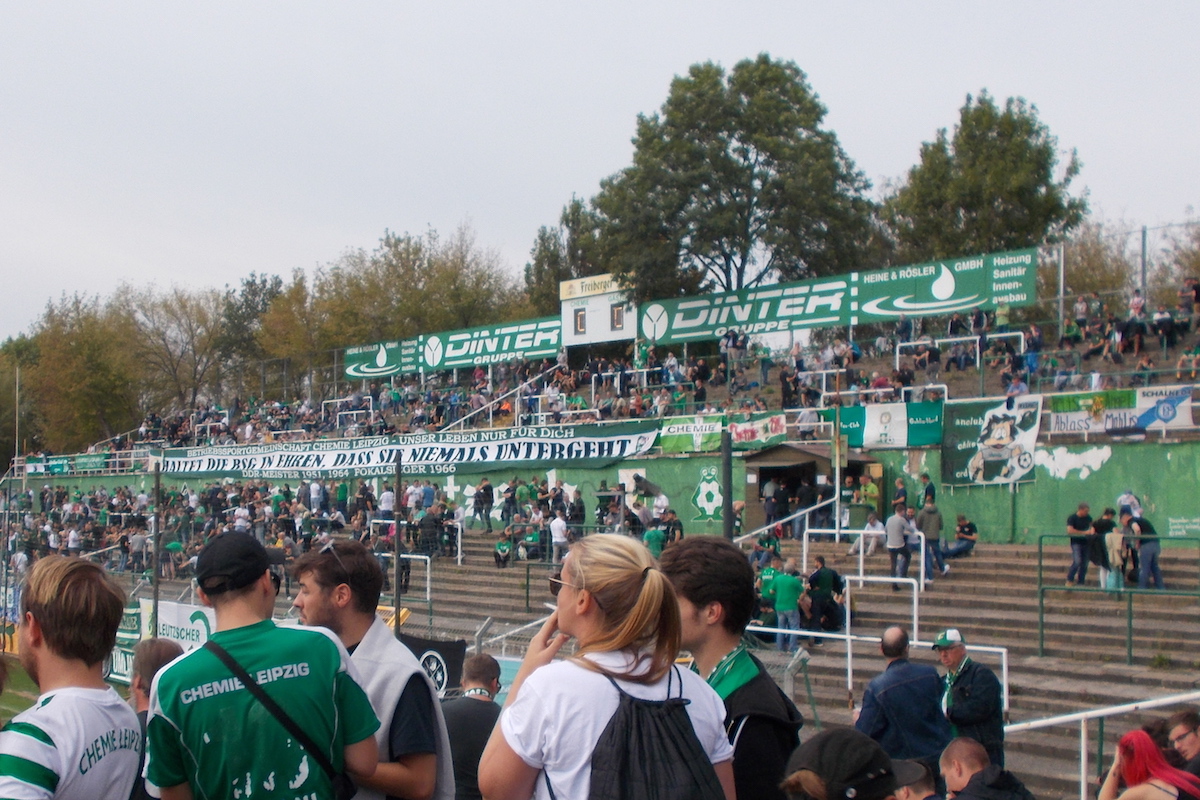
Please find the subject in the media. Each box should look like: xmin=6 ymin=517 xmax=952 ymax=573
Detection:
xmin=783 ymin=728 xmax=926 ymax=800
xmin=195 ymin=532 xmax=271 ymax=596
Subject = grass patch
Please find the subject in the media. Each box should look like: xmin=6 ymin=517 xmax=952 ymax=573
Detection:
xmin=0 ymin=656 xmax=40 ymax=722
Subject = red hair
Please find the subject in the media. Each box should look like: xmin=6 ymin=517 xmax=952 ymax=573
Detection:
xmin=1118 ymin=730 xmax=1200 ymax=795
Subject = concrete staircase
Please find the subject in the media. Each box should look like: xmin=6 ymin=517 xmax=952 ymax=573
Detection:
xmin=414 ymin=526 xmax=1200 ymax=800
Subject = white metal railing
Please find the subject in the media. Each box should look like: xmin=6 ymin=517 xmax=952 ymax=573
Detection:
xmin=821 ymin=383 xmax=949 ymax=406
xmin=802 ymin=527 xmax=928 ymax=594
xmin=322 ymin=396 xmax=374 ymax=421
xmin=482 ymin=613 xmax=554 ymax=657
xmin=1005 ymin=690 xmax=1200 ymax=800
xmin=735 ymin=497 xmax=836 ymax=546
xmin=370 ymin=517 xmax=463 ymax=566
xmin=895 ymin=331 xmax=1027 ymax=371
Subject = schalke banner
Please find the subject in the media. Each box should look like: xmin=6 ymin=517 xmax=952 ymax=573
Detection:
xmin=820 ymin=402 xmax=943 ymax=449
xmin=155 ymin=421 xmax=660 ymax=480
xmin=639 ymin=248 xmax=1037 ymax=345
xmin=659 ymin=415 xmax=723 ymax=453
xmin=942 ymin=396 xmax=1043 ymax=486
xmin=345 ymin=339 xmax=420 ymax=379
xmin=1047 ymin=385 xmax=1193 ymax=436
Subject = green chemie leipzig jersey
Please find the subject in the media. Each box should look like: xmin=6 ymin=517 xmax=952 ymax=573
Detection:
xmin=146 ymin=619 xmax=379 ymax=800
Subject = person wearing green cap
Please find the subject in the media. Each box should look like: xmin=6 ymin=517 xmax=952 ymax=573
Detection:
xmin=934 ymin=628 xmax=1004 ymax=768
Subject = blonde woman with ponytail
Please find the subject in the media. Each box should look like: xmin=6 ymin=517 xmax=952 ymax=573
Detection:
xmin=478 ymin=534 xmax=735 ymax=800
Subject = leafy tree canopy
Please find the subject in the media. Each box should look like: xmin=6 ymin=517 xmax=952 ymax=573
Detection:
xmin=592 ymin=53 xmax=875 ymax=303
xmin=884 ymin=91 xmax=1087 ymax=263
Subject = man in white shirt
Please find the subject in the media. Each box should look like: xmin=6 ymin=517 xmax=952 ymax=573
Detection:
xmin=0 ymin=557 xmax=141 ymax=798
xmin=550 ymin=510 xmax=570 ymax=564
xmin=379 ymin=485 xmax=396 ymax=520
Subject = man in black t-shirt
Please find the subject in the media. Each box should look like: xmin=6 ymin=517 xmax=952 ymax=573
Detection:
xmin=1065 ymin=503 xmax=1094 ymax=586
xmin=1091 ymin=508 xmax=1118 ymax=587
xmin=442 ymin=655 xmax=502 ymax=800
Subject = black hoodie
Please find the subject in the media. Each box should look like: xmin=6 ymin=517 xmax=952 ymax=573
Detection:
xmin=953 ymin=765 xmax=1035 ymax=800
xmin=723 ymin=653 xmax=805 ymax=800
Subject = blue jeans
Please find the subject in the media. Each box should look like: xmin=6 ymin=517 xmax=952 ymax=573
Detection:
xmin=749 ymin=549 xmax=773 ymax=570
xmin=777 ymin=609 xmax=800 ymax=652
xmin=1139 ymin=540 xmax=1164 ymax=589
xmin=925 ymin=542 xmax=946 ymax=575
xmin=942 ymin=540 xmax=975 ymax=559
xmin=1067 ymin=541 xmax=1089 ymax=583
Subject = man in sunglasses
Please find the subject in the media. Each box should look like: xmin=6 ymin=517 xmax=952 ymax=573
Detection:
xmin=1166 ymin=709 xmax=1200 ymax=777
xmin=145 ymin=532 xmax=380 ymax=800
xmin=293 ymin=539 xmax=456 ymax=800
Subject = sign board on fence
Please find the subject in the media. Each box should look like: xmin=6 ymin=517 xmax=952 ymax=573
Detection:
xmin=941 ymin=396 xmax=1043 ymax=486
xmin=639 ymin=248 xmax=1037 ymax=345
xmin=140 ymin=599 xmax=216 ymax=653
xmin=659 ymin=415 xmax=723 ymax=453
xmin=345 ymin=339 xmax=420 ymax=379
xmin=1047 ymin=385 xmax=1193 ymax=436
xmin=418 ymin=317 xmax=561 ymax=370
xmin=819 ymin=402 xmax=943 ymax=449
xmin=155 ymin=421 xmax=660 ymax=479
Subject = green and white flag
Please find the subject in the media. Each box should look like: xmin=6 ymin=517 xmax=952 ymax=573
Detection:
xmin=658 ymin=415 xmax=724 ymax=453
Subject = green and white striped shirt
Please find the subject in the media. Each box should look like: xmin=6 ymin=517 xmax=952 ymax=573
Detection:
xmin=0 ymin=686 xmax=141 ymax=799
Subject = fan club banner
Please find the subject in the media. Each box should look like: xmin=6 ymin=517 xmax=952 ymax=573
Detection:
xmin=942 ymin=396 xmax=1044 ymax=486
xmin=658 ymin=413 xmax=787 ymax=453
xmin=154 ymin=422 xmax=660 ymax=479
xmin=1047 ymin=385 xmax=1193 ymax=436
xmin=820 ymin=402 xmax=943 ymax=449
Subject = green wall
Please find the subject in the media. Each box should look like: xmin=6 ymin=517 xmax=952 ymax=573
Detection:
xmin=872 ymin=441 xmax=1200 ymax=545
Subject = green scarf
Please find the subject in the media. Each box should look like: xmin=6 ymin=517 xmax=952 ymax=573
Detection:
xmin=942 ymin=656 xmax=971 ymax=736
xmin=694 ymin=644 xmax=760 ymax=701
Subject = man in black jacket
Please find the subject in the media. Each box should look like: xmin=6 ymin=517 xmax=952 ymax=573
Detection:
xmin=940 ymin=738 xmax=1033 ymax=800
xmin=934 ymin=629 xmax=1005 ymax=768
xmin=660 ymin=536 xmax=803 ymax=800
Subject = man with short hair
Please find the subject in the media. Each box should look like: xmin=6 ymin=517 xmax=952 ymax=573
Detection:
xmin=660 ymin=536 xmax=803 ymax=800
xmin=1066 ymin=502 xmax=1094 ymax=586
xmin=943 ymin=515 xmax=979 ymax=560
xmin=933 ymin=628 xmax=1004 ymax=767
xmin=914 ymin=498 xmax=946 ymax=582
xmin=441 ymin=654 xmax=503 ymax=800
xmin=886 ymin=508 xmax=915 ymax=591
xmin=1124 ymin=510 xmax=1164 ymax=589
xmin=1166 ymin=708 xmax=1200 ymax=777
xmin=549 ymin=509 xmax=569 ymax=564
xmin=893 ymin=761 xmax=940 ymax=800
xmin=0 ymin=557 xmax=142 ymax=798
xmin=292 ymin=539 xmax=455 ymax=800
xmin=940 ymin=738 xmax=1033 ymax=800
xmin=130 ymin=638 xmax=185 ymax=800
xmin=856 ymin=626 xmax=952 ymax=777
xmin=146 ymin=532 xmax=381 ymax=800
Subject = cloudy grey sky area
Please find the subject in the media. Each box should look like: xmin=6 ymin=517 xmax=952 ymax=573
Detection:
xmin=1 ymin=2 xmax=1196 ymax=342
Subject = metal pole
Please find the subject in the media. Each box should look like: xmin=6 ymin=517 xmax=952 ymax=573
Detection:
xmin=1140 ymin=225 xmax=1148 ymax=295
xmin=394 ymin=450 xmax=403 ymax=640
xmin=151 ymin=464 xmax=161 ymax=637
xmin=1126 ymin=591 xmax=1134 ymax=665
xmin=1057 ymin=244 xmax=1066 ymax=341
xmin=1080 ymin=722 xmax=1089 ymax=800
xmin=721 ymin=430 xmax=734 ymax=540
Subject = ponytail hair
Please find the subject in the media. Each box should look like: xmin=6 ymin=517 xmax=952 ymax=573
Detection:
xmin=567 ymin=534 xmax=680 ymax=683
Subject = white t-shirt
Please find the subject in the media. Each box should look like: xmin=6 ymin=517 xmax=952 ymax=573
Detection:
xmin=0 ymin=686 xmax=141 ymax=799
xmin=379 ymin=490 xmax=396 ymax=512
xmin=500 ymin=651 xmax=732 ymax=800
xmin=550 ymin=516 xmax=569 ymax=544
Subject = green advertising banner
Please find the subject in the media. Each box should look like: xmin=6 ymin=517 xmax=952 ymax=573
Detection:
xmin=418 ymin=317 xmax=561 ymax=370
xmin=48 ymin=456 xmax=71 ymax=475
xmin=345 ymin=339 xmax=420 ymax=379
xmin=156 ymin=421 xmax=660 ymax=480
xmin=659 ymin=415 xmax=724 ymax=453
xmin=73 ymin=453 xmax=109 ymax=471
xmin=639 ymin=248 xmax=1037 ymax=344
xmin=941 ymin=396 xmax=1043 ymax=486
xmin=818 ymin=402 xmax=943 ymax=449
xmin=728 ymin=412 xmax=788 ymax=450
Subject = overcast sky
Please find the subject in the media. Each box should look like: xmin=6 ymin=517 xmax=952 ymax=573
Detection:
xmin=2 ymin=2 xmax=1197 ymax=342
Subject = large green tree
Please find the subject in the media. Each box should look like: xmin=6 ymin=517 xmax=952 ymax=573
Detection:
xmin=591 ymin=53 xmax=875 ymax=302
xmin=884 ymin=91 xmax=1087 ymax=263
xmin=523 ymin=198 xmax=604 ymax=316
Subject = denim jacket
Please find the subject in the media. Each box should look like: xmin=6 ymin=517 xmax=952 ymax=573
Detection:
xmin=855 ymin=658 xmax=952 ymax=761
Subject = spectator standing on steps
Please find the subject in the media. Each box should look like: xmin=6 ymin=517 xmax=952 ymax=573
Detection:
xmin=886 ymin=508 xmax=915 ymax=591
xmin=1124 ymin=511 xmax=1165 ymax=590
xmin=1066 ymin=502 xmax=1095 ymax=586
xmin=473 ymin=478 xmax=494 ymax=533
xmin=933 ymin=628 xmax=1005 ymax=768
xmin=914 ymin=498 xmax=946 ymax=583
xmin=550 ymin=509 xmax=569 ymax=564
xmin=855 ymin=626 xmax=952 ymax=780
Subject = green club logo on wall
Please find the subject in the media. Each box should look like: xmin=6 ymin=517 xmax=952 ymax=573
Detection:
xmin=691 ymin=467 xmax=723 ymax=521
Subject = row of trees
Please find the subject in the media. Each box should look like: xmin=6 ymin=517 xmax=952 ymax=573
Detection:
xmin=524 ymin=54 xmax=1088 ymax=312
xmin=1 ymin=53 xmax=1197 ymax=466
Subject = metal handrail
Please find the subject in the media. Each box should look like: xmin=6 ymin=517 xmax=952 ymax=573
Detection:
xmin=1005 ymin=690 xmax=1200 ymax=800
xmin=896 ymin=331 xmax=1027 ymax=371
xmin=734 ymin=497 xmax=835 ymax=545
xmin=442 ymin=363 xmax=559 ymax=432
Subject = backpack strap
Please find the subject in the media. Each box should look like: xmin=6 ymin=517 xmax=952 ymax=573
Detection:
xmin=600 ymin=664 xmax=684 ymax=701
